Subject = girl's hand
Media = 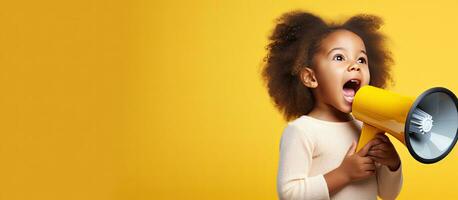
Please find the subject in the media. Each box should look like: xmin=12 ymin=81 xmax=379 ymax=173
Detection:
xmin=367 ymin=134 xmax=401 ymax=171
xmin=324 ymin=140 xmax=376 ymax=195
xmin=338 ymin=140 xmax=376 ymax=182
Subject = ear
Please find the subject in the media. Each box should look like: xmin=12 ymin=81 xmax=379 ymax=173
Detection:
xmin=300 ymin=67 xmax=318 ymax=88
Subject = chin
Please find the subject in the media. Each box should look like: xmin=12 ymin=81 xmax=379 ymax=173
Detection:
xmin=338 ymin=103 xmax=352 ymax=114
xmin=342 ymin=108 xmax=352 ymax=114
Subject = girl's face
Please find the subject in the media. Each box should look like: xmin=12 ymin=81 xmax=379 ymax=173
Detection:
xmin=310 ymin=29 xmax=370 ymax=113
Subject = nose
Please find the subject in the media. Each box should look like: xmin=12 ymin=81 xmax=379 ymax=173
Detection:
xmin=347 ymin=62 xmax=361 ymax=72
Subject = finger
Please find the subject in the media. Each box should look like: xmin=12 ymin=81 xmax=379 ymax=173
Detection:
xmin=363 ymin=163 xmax=376 ymax=171
xmin=375 ymin=133 xmax=389 ymax=143
xmin=346 ymin=140 xmax=357 ymax=156
xmin=368 ymin=156 xmax=383 ymax=163
xmin=367 ymin=150 xmax=388 ymax=159
xmin=361 ymin=157 xmax=375 ymax=164
xmin=368 ymin=138 xmax=385 ymax=149
xmin=369 ymin=156 xmax=390 ymax=168
xmin=364 ymin=170 xmax=375 ymax=177
xmin=367 ymin=149 xmax=386 ymax=158
xmin=376 ymin=135 xmax=396 ymax=149
xmin=370 ymin=143 xmax=389 ymax=152
xmin=358 ymin=138 xmax=383 ymax=156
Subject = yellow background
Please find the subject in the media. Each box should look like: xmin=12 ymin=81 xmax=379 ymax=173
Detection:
xmin=0 ymin=0 xmax=458 ymax=199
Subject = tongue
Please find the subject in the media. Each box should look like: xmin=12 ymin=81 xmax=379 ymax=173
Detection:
xmin=343 ymin=88 xmax=355 ymax=97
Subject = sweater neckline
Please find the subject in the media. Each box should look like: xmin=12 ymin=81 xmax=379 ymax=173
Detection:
xmin=301 ymin=114 xmax=356 ymax=126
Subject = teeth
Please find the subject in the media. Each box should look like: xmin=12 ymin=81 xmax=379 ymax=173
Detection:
xmin=344 ymin=96 xmax=354 ymax=103
xmin=350 ymin=79 xmax=360 ymax=85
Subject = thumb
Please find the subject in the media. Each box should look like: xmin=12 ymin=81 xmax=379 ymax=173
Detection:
xmin=346 ymin=141 xmax=357 ymax=156
xmin=357 ymin=140 xmax=374 ymax=157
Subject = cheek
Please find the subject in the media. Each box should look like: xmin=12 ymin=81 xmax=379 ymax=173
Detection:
xmin=363 ymin=68 xmax=370 ymax=85
xmin=315 ymin=66 xmax=344 ymax=94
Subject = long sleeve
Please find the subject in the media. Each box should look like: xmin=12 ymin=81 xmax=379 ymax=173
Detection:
xmin=376 ymin=162 xmax=403 ymax=200
xmin=277 ymin=124 xmax=330 ymax=200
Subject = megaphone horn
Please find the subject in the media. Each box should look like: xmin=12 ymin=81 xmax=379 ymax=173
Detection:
xmin=353 ymin=86 xmax=458 ymax=164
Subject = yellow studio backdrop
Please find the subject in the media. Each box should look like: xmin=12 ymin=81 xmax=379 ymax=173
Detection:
xmin=1 ymin=0 xmax=458 ymax=199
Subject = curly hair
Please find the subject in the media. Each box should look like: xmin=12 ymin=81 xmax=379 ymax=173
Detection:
xmin=261 ymin=10 xmax=394 ymax=121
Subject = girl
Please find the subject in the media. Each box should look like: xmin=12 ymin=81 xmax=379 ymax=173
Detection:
xmin=262 ymin=11 xmax=403 ymax=200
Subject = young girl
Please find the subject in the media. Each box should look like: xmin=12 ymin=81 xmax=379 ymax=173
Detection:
xmin=262 ymin=11 xmax=403 ymax=199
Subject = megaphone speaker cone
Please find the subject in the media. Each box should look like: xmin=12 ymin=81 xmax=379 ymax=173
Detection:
xmin=405 ymin=87 xmax=458 ymax=163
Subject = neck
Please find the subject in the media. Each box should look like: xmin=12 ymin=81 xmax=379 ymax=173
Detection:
xmin=307 ymin=102 xmax=352 ymax=122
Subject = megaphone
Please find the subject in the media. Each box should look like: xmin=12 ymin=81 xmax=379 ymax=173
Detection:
xmin=354 ymin=85 xmax=458 ymax=163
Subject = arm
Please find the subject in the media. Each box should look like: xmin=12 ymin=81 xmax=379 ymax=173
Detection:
xmin=367 ymin=134 xmax=403 ymax=200
xmin=277 ymin=124 xmax=330 ymax=200
xmin=323 ymin=167 xmax=351 ymax=196
xmin=376 ymin=162 xmax=403 ymax=200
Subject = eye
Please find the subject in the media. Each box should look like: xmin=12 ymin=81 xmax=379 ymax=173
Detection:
xmin=357 ymin=57 xmax=367 ymax=64
xmin=332 ymin=54 xmax=345 ymax=61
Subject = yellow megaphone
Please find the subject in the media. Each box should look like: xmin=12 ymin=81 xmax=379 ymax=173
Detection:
xmin=354 ymin=85 xmax=458 ymax=163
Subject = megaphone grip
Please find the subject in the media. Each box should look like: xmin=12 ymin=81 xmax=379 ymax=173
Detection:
xmin=356 ymin=123 xmax=385 ymax=152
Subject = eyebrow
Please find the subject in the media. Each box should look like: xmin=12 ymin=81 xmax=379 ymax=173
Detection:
xmin=327 ymin=47 xmax=367 ymax=56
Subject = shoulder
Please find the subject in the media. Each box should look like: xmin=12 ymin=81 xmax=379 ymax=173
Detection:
xmin=287 ymin=115 xmax=314 ymax=130
xmin=284 ymin=115 xmax=323 ymax=136
xmin=280 ymin=116 xmax=317 ymax=145
xmin=284 ymin=115 xmax=311 ymax=135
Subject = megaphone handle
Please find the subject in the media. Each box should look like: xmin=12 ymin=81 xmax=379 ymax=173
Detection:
xmin=356 ymin=123 xmax=385 ymax=152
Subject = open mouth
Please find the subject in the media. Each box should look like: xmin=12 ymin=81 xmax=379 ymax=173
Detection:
xmin=342 ymin=79 xmax=361 ymax=104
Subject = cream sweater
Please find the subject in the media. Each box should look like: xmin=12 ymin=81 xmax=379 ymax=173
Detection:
xmin=277 ymin=115 xmax=403 ymax=200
